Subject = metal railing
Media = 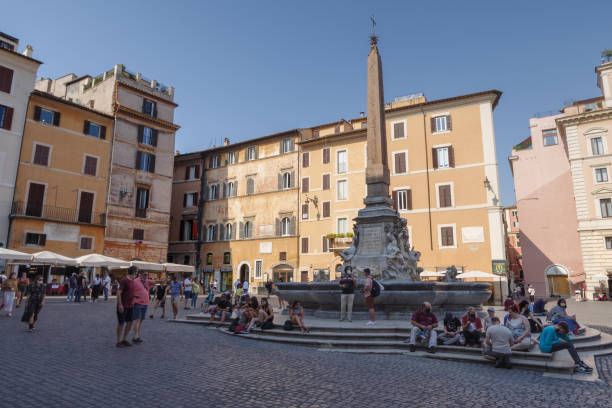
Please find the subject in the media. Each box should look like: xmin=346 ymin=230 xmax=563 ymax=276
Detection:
xmin=11 ymin=201 xmax=105 ymax=226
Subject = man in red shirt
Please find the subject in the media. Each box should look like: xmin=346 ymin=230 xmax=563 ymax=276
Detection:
xmin=116 ymin=266 xmax=136 ymax=348
xmin=407 ymin=302 xmax=438 ymax=353
xmin=131 ymin=270 xmax=154 ymax=344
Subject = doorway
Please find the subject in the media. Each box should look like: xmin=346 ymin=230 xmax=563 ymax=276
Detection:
xmin=300 ymin=270 xmax=309 ymax=282
xmin=545 ymin=265 xmax=570 ymax=296
xmin=240 ymin=264 xmax=250 ymax=283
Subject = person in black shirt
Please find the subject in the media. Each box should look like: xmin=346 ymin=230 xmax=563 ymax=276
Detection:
xmin=209 ymin=294 xmax=232 ymax=324
xmin=149 ymin=280 xmax=168 ymax=319
xmin=339 ymin=266 xmax=357 ymax=322
xmin=439 ymin=312 xmax=462 ymax=345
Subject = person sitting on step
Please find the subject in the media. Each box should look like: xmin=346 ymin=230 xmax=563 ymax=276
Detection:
xmin=289 ymin=301 xmax=309 ymax=333
xmin=539 ymin=321 xmax=592 ymax=373
xmin=484 ymin=316 xmax=514 ymax=369
xmin=209 ymin=293 xmax=232 ymax=325
xmin=549 ymin=299 xmax=585 ymax=335
xmin=438 ymin=312 xmax=462 ymax=346
xmin=461 ymin=307 xmax=483 ymax=347
xmin=505 ymin=305 xmax=531 ymax=351
xmin=407 ymin=302 xmax=438 ymax=354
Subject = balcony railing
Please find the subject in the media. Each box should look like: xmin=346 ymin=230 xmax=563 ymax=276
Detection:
xmin=135 ymin=208 xmax=147 ymax=218
xmin=11 ymin=201 xmax=105 ymax=226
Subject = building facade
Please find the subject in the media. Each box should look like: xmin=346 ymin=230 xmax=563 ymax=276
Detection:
xmin=36 ymin=64 xmax=179 ymax=262
xmin=503 ymin=206 xmax=522 ymax=283
xmin=0 ymin=32 xmax=41 ymax=249
xmin=8 ymin=91 xmax=113 ymax=261
xmin=509 ymin=114 xmax=584 ymax=297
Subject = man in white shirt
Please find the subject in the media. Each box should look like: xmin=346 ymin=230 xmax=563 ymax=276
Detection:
xmin=242 ymin=280 xmax=249 ymax=295
xmin=103 ymin=273 xmax=111 ymax=301
xmin=183 ymin=276 xmax=192 ymax=309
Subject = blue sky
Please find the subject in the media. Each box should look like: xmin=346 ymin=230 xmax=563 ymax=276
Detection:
xmin=5 ymin=1 xmax=612 ymax=205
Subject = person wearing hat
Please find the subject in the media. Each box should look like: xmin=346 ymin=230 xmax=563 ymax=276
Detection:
xmin=339 ymin=266 xmax=357 ymax=322
xmin=116 ymin=266 xmax=137 ymax=348
xmin=483 ymin=306 xmax=497 ymax=332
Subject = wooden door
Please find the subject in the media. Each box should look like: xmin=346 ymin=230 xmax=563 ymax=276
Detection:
xmin=26 ymin=183 xmax=45 ymax=217
xmin=547 ymin=275 xmax=570 ymax=296
xmin=78 ymin=192 xmax=94 ymax=223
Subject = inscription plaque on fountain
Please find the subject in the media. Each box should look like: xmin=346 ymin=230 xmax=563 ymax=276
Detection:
xmin=358 ymin=226 xmax=383 ymax=255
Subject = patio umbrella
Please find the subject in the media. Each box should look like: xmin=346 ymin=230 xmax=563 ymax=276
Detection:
xmin=0 ymin=248 xmax=32 ymax=261
xmin=75 ymin=254 xmax=129 ymax=269
xmin=31 ymin=251 xmax=77 ymax=266
xmin=420 ymin=270 xmax=446 ymax=277
xmin=130 ymin=260 xmax=165 ymax=271
xmin=456 ymin=270 xmax=498 ymax=279
xmin=163 ymin=263 xmax=194 ymax=273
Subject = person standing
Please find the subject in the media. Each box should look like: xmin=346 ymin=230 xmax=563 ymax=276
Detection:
xmin=131 ymin=270 xmax=153 ymax=344
xmin=528 ymin=284 xmax=536 ymax=303
xmin=169 ymin=275 xmax=183 ymax=320
xmin=102 ymin=273 xmax=111 ymax=301
xmin=66 ymin=273 xmax=77 ymax=302
xmin=265 ymin=279 xmax=273 ymax=297
xmin=150 ymin=280 xmax=168 ymax=319
xmin=15 ymin=272 xmax=29 ymax=308
xmin=363 ymin=268 xmax=376 ymax=326
xmin=1 ymin=272 xmax=18 ymax=317
xmin=21 ymin=274 xmax=45 ymax=332
xmin=91 ymin=275 xmax=101 ymax=303
xmin=183 ymin=275 xmax=192 ymax=310
xmin=191 ymin=279 xmax=200 ymax=309
xmin=75 ymin=272 xmax=85 ymax=303
xmin=242 ymin=279 xmax=249 ymax=296
xmin=234 ymin=278 xmax=241 ymax=296
xmin=484 ymin=317 xmax=514 ymax=369
xmin=116 ymin=267 xmax=136 ymax=348
xmin=339 ymin=266 xmax=357 ymax=322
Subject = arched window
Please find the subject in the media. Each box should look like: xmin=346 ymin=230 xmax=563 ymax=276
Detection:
xmin=246 ymin=177 xmax=255 ymax=195
xmin=282 ymin=172 xmax=291 ymax=189
xmin=225 ymin=223 xmax=232 ymax=240
xmin=281 ymin=217 xmax=290 ymax=236
xmin=207 ymin=224 xmax=215 ymax=241
xmin=244 ymin=221 xmax=253 ymax=239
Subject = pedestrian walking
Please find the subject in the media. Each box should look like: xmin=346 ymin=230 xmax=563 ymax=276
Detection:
xmin=363 ymin=268 xmax=376 ymax=326
xmin=1 ymin=272 xmax=18 ymax=317
xmin=183 ymin=275 xmax=192 ymax=310
xmin=21 ymin=274 xmax=45 ymax=332
xmin=66 ymin=273 xmax=77 ymax=302
xmin=528 ymin=284 xmax=535 ymax=303
xmin=15 ymin=272 xmax=28 ymax=308
xmin=191 ymin=279 xmax=200 ymax=309
xmin=169 ymin=275 xmax=182 ymax=320
xmin=131 ymin=270 xmax=153 ymax=344
xmin=265 ymin=279 xmax=273 ymax=296
xmin=277 ymin=277 xmax=285 ymax=310
xmin=91 ymin=275 xmax=101 ymax=303
xmin=102 ymin=273 xmax=111 ymax=301
xmin=116 ymin=266 xmax=136 ymax=348
xmin=150 ymin=280 xmax=168 ymax=319
xmin=339 ymin=266 xmax=357 ymax=322
xmin=75 ymin=272 xmax=85 ymax=302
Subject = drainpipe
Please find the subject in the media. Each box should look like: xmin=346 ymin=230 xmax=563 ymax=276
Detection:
xmin=194 ymin=152 xmax=206 ymax=280
xmin=421 ymin=108 xmax=434 ymax=251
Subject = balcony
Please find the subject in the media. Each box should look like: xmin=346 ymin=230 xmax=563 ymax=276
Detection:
xmin=135 ymin=208 xmax=147 ymax=218
xmin=11 ymin=201 xmax=105 ymax=226
xmin=328 ymin=235 xmax=353 ymax=252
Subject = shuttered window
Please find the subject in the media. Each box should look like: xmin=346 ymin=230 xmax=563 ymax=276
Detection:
xmin=392 ymin=122 xmax=405 ymax=139
xmin=322 ymin=236 xmax=329 ymax=252
xmin=301 ymin=237 xmax=309 ymax=253
xmin=302 ymin=204 xmax=309 ymax=220
xmin=133 ymin=229 xmax=144 ymax=241
xmin=431 ymin=115 xmax=452 ymax=132
xmin=83 ymin=121 xmax=107 ymax=139
xmin=136 ymin=151 xmax=156 ymax=173
xmin=438 ymin=185 xmax=452 ymax=208
xmin=433 ymin=146 xmax=454 ymax=169
xmin=33 ymin=144 xmax=50 ymax=166
xmin=322 ymin=148 xmax=330 ymax=164
xmin=0 ymin=104 xmax=14 ymax=130
xmin=322 ymin=174 xmax=330 ymax=190
xmin=79 ymin=237 xmax=93 ymax=250
xmin=0 ymin=65 xmax=13 ymax=93
xmin=440 ymin=226 xmax=455 ymax=247
xmin=322 ymin=201 xmax=330 ymax=218
xmin=246 ymin=177 xmax=255 ymax=195
xmin=26 ymin=183 xmax=45 ymax=217
xmin=34 ymin=106 xmax=60 ymax=126
xmin=394 ymin=152 xmax=407 ymax=174
xmin=83 ymin=155 xmax=97 ymax=176
xmin=302 ymin=178 xmax=309 ymax=193
xmin=302 ymin=152 xmax=309 ymax=168
xmin=78 ymin=191 xmax=94 ymax=223
xmin=392 ymin=189 xmax=412 ymax=211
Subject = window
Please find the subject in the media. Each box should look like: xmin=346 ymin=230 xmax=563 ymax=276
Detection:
xmin=281 ymin=217 xmax=290 ymax=236
xmin=513 ymin=221 xmax=519 ymax=228
xmin=25 ymin=232 xmax=46 ymax=246
xmin=132 ymin=229 xmax=144 ymax=241
xmin=600 ymin=198 xmax=612 ymax=218
xmin=322 ymin=148 xmax=330 ymax=164
xmin=228 ymin=151 xmax=237 ymax=165
xmin=322 ymin=174 xmax=330 ymax=190
xmin=0 ymin=65 xmax=14 ymax=93
xmin=512 ymin=210 xmax=517 ymax=217
xmin=542 ymin=129 xmax=558 ymax=146
xmin=394 ymin=152 xmax=407 ymax=174
xmin=596 ymin=168 xmax=609 ymax=183
xmin=0 ymin=40 xmax=14 ymax=51
xmin=393 ymin=189 xmax=412 ymax=211
xmin=282 ymin=138 xmax=292 ymax=153
xmin=361 ymin=121 xmax=367 ymax=129
xmin=255 ymin=260 xmax=263 ymax=278
xmin=225 ymin=223 xmax=232 ymax=240
xmin=438 ymin=184 xmax=452 ymax=208
xmin=83 ymin=155 xmax=98 ymax=176
xmin=301 ymin=237 xmax=309 ymax=253
xmin=142 ymin=99 xmax=156 ymax=117
xmin=208 ymin=184 xmax=219 ymax=200
xmin=136 ymin=151 xmax=156 ymax=172
xmin=302 ymin=177 xmax=309 ymax=193
xmin=322 ymin=236 xmax=330 ymax=252
xmin=184 ymin=192 xmax=198 ymax=207
xmin=0 ymin=104 xmax=13 ymax=130
xmin=25 ymin=182 xmax=46 ymax=217
xmin=224 ymin=252 xmax=232 ymax=264
xmin=79 ymin=237 xmax=93 ymax=250
xmin=279 ymin=252 xmax=287 ymax=261
xmin=207 ymin=224 xmax=216 ymax=241
xmin=322 ymin=201 xmax=331 ymax=218
xmin=585 ymin=102 xmax=599 ymax=112
xmin=433 ymin=146 xmax=454 ymax=169
xmin=392 ymin=121 xmax=405 ymax=139
xmin=591 ymin=137 xmax=604 ymax=156
xmin=83 ymin=121 xmax=106 ymax=139
xmin=244 ymin=221 xmax=253 ymax=238
xmin=440 ymin=226 xmax=455 ymax=247
xmin=210 ymin=155 xmax=221 ymax=168
xmin=34 ymin=106 xmax=60 ymax=126
xmin=33 ymin=144 xmax=50 ymax=166
xmin=302 ymin=204 xmax=309 ymax=220
xmin=606 ymin=237 xmax=612 ymax=250
xmin=432 ymin=115 xmax=451 ymax=133
xmin=78 ymin=191 xmax=94 ymax=223
xmin=206 ymin=253 xmax=213 ymax=265
xmin=246 ymin=177 xmax=255 ymax=195
xmin=337 ymin=218 xmax=348 ymax=234
xmin=302 ymin=152 xmax=309 ymax=168
xmin=247 ymin=146 xmax=257 ymax=161
xmin=337 ymin=150 xmax=347 ymax=173
xmin=136 ymin=188 xmax=149 ymax=218
xmin=183 ymin=255 xmax=191 ymax=265
xmin=337 ymin=180 xmax=347 ymax=200
xmin=185 ymin=165 xmax=199 ymax=180
xmin=282 ymin=172 xmax=291 ymax=189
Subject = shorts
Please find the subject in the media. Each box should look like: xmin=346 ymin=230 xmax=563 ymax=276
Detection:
xmin=171 ymin=296 xmax=180 ymax=304
xmin=365 ymin=296 xmax=374 ymax=309
xmin=133 ymin=303 xmax=148 ymax=320
xmin=117 ymin=307 xmax=134 ymax=324
xmin=217 ymin=309 xmax=229 ymax=317
xmin=184 ymin=291 xmax=191 ymax=299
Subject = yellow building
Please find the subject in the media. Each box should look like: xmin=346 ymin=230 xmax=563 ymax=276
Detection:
xmin=8 ymin=90 xmax=113 ymax=267
xmin=298 ymin=91 xmax=506 ymax=283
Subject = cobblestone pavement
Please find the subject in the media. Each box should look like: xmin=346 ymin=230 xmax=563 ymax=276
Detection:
xmin=0 ymin=301 xmax=611 ymax=408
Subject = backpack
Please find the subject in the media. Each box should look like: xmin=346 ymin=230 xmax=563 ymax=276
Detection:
xmin=283 ymin=319 xmax=294 ymax=331
xmin=261 ymin=320 xmax=274 ymax=330
xmin=370 ymin=279 xmax=382 ymax=297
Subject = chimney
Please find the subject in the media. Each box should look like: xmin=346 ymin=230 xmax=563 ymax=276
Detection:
xmin=175 ymin=150 xmax=180 ymax=155
xmin=597 ymin=60 xmax=612 ymax=108
xmin=360 ymin=112 xmax=365 ymax=118
xmin=22 ymin=45 xmax=33 ymax=58
xmin=224 ymin=137 xmax=230 ymax=146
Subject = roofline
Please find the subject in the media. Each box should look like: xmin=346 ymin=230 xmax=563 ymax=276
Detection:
xmin=31 ymin=90 xmax=114 ymax=119
xmin=297 ymin=128 xmax=366 ymax=147
xmin=572 ymin=96 xmax=603 ymax=106
xmin=64 ymin=74 xmax=92 ymax=86
xmin=0 ymin=47 xmax=43 ymax=65
xmin=0 ymin=32 xmax=19 ymax=42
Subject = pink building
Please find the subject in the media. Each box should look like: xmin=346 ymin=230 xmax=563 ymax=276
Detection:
xmin=509 ymin=114 xmax=583 ymax=297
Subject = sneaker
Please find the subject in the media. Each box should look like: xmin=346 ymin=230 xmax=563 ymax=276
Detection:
xmin=24 ymin=328 xmax=33 ymax=333
xmin=121 ymin=340 xmax=132 ymax=347
xmin=116 ymin=342 xmax=125 ymax=348
xmin=149 ymin=315 xmax=154 ymax=319
xmin=242 ymin=329 xmax=250 ymax=334
xmin=132 ymin=338 xmax=144 ymax=344
xmin=366 ymin=321 xmax=375 ymax=326
xmin=575 ymin=362 xmax=593 ymax=373
xmin=427 ymin=347 xmax=436 ymax=354
xmin=409 ymin=344 xmax=416 ymax=352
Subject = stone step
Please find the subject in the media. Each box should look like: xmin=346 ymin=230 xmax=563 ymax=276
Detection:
xmin=423 ymin=353 xmax=575 ymax=374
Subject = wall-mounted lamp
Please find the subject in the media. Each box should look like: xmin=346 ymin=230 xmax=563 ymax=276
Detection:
xmin=484 ymin=177 xmax=491 ymax=189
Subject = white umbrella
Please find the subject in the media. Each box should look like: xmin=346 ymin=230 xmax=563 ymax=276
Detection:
xmin=75 ymin=254 xmax=130 ymax=269
xmin=130 ymin=260 xmax=165 ymax=271
xmin=592 ymin=273 xmax=609 ymax=281
xmin=31 ymin=251 xmax=77 ymax=266
xmin=420 ymin=270 xmax=446 ymax=277
xmin=163 ymin=263 xmax=194 ymax=273
xmin=456 ymin=270 xmax=498 ymax=279
xmin=0 ymin=248 xmax=33 ymax=261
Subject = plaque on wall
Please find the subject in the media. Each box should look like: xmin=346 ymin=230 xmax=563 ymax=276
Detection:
xmin=358 ymin=225 xmax=383 ymax=255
